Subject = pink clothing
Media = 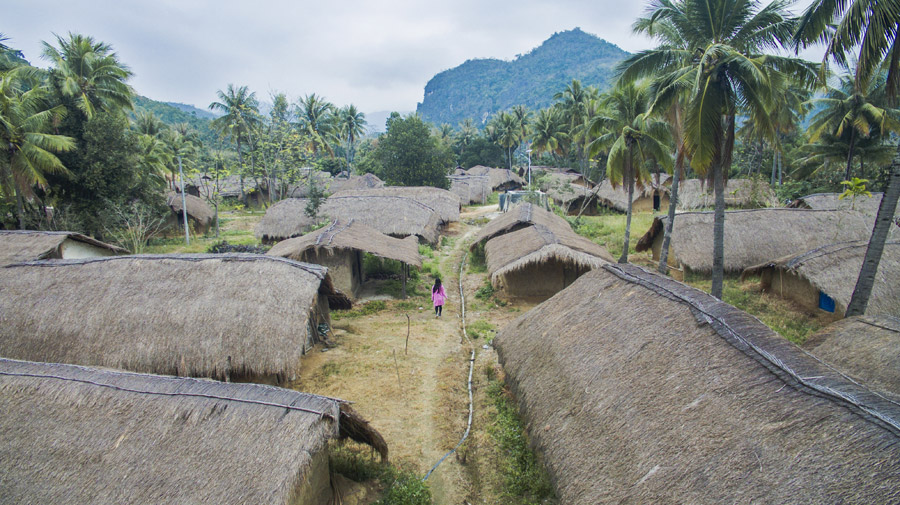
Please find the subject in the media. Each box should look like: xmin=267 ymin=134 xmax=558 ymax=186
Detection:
xmin=432 ymin=285 xmax=447 ymax=306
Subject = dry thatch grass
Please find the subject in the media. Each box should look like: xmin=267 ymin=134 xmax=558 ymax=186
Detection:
xmin=0 ymin=254 xmax=349 ymax=382
xmin=543 ymin=172 xmax=598 ymax=209
xmin=677 ymin=178 xmax=777 ymax=210
xmin=332 ymin=186 xmax=460 ymax=223
xmin=254 ymin=197 xmax=313 ymax=242
xmin=449 ymin=175 xmax=492 ymax=205
xmin=495 ymin=263 xmax=900 ymax=504
xmin=804 ymin=316 xmax=900 ymax=401
xmin=0 ymin=230 xmax=127 ymax=265
xmin=471 ymin=202 xmax=570 ymax=248
xmin=0 ymin=357 xmax=386 ymax=504
xmin=485 ymin=222 xmax=614 ymax=281
xmin=268 ymin=218 xmax=422 ymax=268
xmin=466 ymin=165 xmax=525 ymax=190
xmin=327 ymin=173 xmax=385 ymax=194
xmin=592 ymin=178 xmax=670 ymax=213
xmin=790 ymin=192 xmax=900 ymax=221
xmin=742 ymin=241 xmax=900 ymax=317
xmin=636 ymin=208 xmax=884 ymax=274
xmin=167 ymin=192 xmax=216 ymax=229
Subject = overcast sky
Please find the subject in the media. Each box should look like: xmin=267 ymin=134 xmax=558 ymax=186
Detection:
xmin=6 ymin=0 xmax=820 ymax=114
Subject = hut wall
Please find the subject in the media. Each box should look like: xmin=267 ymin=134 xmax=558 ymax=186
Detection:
xmin=759 ymin=268 xmax=844 ymax=319
xmin=165 ymin=212 xmax=210 ymax=235
xmin=494 ymin=258 xmax=591 ymax=300
xmin=562 ymin=197 xmax=600 ymax=216
xmin=650 ymin=233 xmax=684 ymax=280
xmin=302 ymin=249 xmax=361 ymax=298
xmin=632 ymin=192 xmax=669 ymax=213
xmin=290 ymin=449 xmax=333 ymax=505
xmin=58 ymin=239 xmax=117 ymax=259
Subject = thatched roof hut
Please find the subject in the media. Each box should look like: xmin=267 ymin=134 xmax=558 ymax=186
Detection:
xmin=0 ymin=254 xmax=350 ymax=383
xmin=471 ymin=202 xmax=570 ymax=248
xmin=495 ymin=263 xmax=900 ymax=504
xmin=466 ymin=165 xmax=525 ymax=190
xmin=804 ymin=315 xmax=900 ymax=401
xmin=167 ymin=192 xmax=216 ymax=234
xmin=0 ymin=358 xmax=386 ymax=505
xmin=286 ymin=171 xmax=333 ymax=198
xmin=542 ymin=173 xmax=601 ymax=215
xmin=0 ymin=230 xmax=127 ymax=265
xmin=449 ymin=175 xmax=492 ymax=205
xmin=593 ymin=178 xmax=671 ymax=214
xmin=742 ymin=240 xmax=900 ymax=318
xmin=789 ymin=192 xmax=900 ymax=223
xmin=328 ymin=173 xmax=385 ymax=194
xmin=677 ymin=178 xmax=778 ymax=210
xmin=332 ymin=186 xmax=460 ymax=224
xmin=268 ymin=218 xmax=422 ymax=298
xmin=636 ymin=208 xmax=884 ymax=278
xmin=485 ymin=222 xmax=613 ymax=299
xmin=255 ymin=195 xmax=442 ymax=244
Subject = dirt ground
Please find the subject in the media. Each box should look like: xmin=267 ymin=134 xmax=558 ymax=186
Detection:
xmin=288 ymin=203 xmax=538 ymax=504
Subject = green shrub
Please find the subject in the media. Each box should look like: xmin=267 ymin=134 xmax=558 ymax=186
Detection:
xmin=468 ymin=319 xmax=496 ymax=340
xmin=329 ymin=444 xmax=432 ymax=505
xmin=475 ymin=281 xmax=494 ymax=300
xmin=468 ymin=244 xmax=487 ymax=274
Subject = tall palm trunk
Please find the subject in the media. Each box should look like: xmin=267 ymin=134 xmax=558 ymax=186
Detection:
xmin=620 ymin=148 xmax=634 ymax=264
xmin=658 ymin=147 xmax=683 ymax=274
xmin=846 ymin=148 xmax=900 ymax=315
xmin=711 ymin=162 xmax=726 ymax=298
xmin=237 ymin=137 xmax=245 ymax=199
xmin=845 ymin=129 xmax=856 ymax=181
xmin=15 ymin=185 xmax=25 ymax=230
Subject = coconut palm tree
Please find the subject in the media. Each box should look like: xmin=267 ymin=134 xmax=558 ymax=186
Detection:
xmin=209 ymin=84 xmax=260 ymax=197
xmin=296 ymin=93 xmax=336 ymax=158
xmin=590 ymin=81 xmax=673 ymax=263
xmin=41 ymin=33 xmax=134 ymax=119
xmin=491 ymin=111 xmax=521 ymax=170
xmin=794 ymin=0 xmax=900 ymax=316
xmin=455 ymin=118 xmax=478 ymax=162
xmin=531 ymin=107 xmax=570 ymax=162
xmin=619 ymin=0 xmax=818 ymax=298
xmin=0 ymin=68 xmax=75 ymax=228
xmin=336 ymin=104 xmax=366 ymax=177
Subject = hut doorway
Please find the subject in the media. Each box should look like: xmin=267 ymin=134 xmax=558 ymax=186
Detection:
xmin=653 ymin=191 xmax=661 ymax=211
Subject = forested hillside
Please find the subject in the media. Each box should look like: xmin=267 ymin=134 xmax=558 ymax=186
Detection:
xmin=417 ymin=28 xmax=628 ymax=126
xmin=132 ymin=95 xmax=221 ymax=147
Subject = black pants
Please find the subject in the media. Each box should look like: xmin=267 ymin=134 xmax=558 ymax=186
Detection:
xmin=435 ymin=304 xmax=443 ymax=316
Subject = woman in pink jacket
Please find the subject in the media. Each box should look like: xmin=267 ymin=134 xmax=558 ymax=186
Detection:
xmin=432 ymin=277 xmax=447 ymax=317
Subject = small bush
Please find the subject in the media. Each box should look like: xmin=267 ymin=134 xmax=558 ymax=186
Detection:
xmin=329 ymin=444 xmax=432 ymax=505
xmin=206 ymin=240 xmax=270 ymax=254
xmin=468 ymin=244 xmax=487 ymax=273
xmin=475 ymin=282 xmax=494 ymax=300
xmin=468 ymin=319 xmax=496 ymax=340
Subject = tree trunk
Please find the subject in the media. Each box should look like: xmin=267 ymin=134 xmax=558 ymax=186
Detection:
xmin=770 ymin=148 xmax=777 ymax=186
xmin=15 ymin=184 xmax=25 ymax=230
xmin=178 ymin=156 xmax=190 ymax=245
xmin=658 ymin=148 xmax=683 ymax=274
xmin=846 ymin=148 xmax=900 ymax=316
xmin=237 ymin=137 xmax=245 ymax=200
xmin=620 ymin=149 xmax=634 ymax=264
xmin=711 ymin=162 xmax=726 ymax=299
xmin=845 ymin=129 xmax=856 ymax=181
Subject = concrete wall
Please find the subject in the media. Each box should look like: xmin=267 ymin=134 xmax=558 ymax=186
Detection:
xmin=495 ymin=258 xmax=592 ymax=301
xmin=59 ymin=239 xmax=116 ymax=259
xmin=290 ymin=448 xmax=333 ymax=505
xmin=301 ymin=249 xmax=361 ymax=299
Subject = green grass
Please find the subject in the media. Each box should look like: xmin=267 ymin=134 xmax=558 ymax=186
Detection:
xmin=566 ymin=212 xmax=656 ymax=260
xmin=468 ymin=319 xmax=496 ymax=340
xmin=685 ymin=275 xmax=824 ymax=344
xmin=468 ymin=244 xmax=487 ymax=274
xmin=332 ymin=300 xmax=388 ymax=320
xmin=329 ymin=444 xmax=432 ymax=505
xmin=485 ymin=375 xmax=556 ymax=504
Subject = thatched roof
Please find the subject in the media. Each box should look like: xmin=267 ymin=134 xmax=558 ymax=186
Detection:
xmin=789 ymin=192 xmax=900 ymax=221
xmin=677 ymin=178 xmax=778 ymax=210
xmin=485 ymin=223 xmax=613 ymax=281
xmin=742 ymin=240 xmax=900 ymax=317
xmin=466 ymin=165 xmax=525 ymax=189
xmin=495 ymin=263 xmax=900 ymax=504
xmin=0 ymin=230 xmax=127 ymax=265
xmin=0 ymin=254 xmax=350 ymax=381
xmin=592 ymin=178 xmax=670 ymax=212
xmin=286 ymin=171 xmax=333 ymax=198
xmin=328 ymin=173 xmax=385 ymax=194
xmin=186 ymin=174 xmax=244 ymax=199
xmin=804 ymin=315 xmax=900 ymax=401
xmin=167 ymin=192 xmax=215 ymax=227
xmin=0 ymin=357 xmax=386 ymax=504
xmin=448 ymin=175 xmax=492 ymax=205
xmin=543 ymin=172 xmax=598 ymax=207
xmin=332 ymin=186 xmax=460 ymax=223
xmin=636 ymin=208 xmax=886 ymax=274
xmin=268 ymin=218 xmax=422 ymax=267
xmin=471 ymin=202 xmax=570 ymax=248
xmin=255 ymin=198 xmax=314 ymax=241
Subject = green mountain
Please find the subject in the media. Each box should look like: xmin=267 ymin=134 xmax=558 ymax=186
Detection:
xmin=417 ymin=28 xmax=629 ymax=127
xmin=132 ymin=95 xmax=222 ymax=147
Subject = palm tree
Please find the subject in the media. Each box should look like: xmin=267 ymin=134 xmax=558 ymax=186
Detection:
xmin=455 ymin=118 xmax=478 ymax=162
xmin=134 ymin=111 xmax=165 ymax=137
xmin=0 ymin=68 xmax=75 ymax=228
xmin=530 ymin=107 xmax=569 ymax=162
xmin=337 ymin=104 xmax=366 ymax=177
xmin=805 ymin=69 xmax=900 ymax=181
xmin=296 ymin=93 xmax=336 ymax=158
xmin=209 ymin=84 xmax=260 ymax=197
xmin=491 ymin=111 xmax=521 ymax=170
xmin=590 ymin=81 xmax=673 ymax=263
xmin=41 ymin=33 xmax=134 ymax=119
xmin=795 ymin=0 xmax=900 ymax=316
xmin=619 ymin=0 xmax=818 ymax=298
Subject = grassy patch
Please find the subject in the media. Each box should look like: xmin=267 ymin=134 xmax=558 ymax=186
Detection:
xmin=685 ymin=276 xmax=824 ymax=344
xmin=329 ymin=443 xmax=432 ymax=505
xmin=468 ymin=319 xmax=496 ymax=340
xmin=567 ymin=212 xmax=656 ymax=260
xmin=332 ymin=300 xmax=388 ymax=320
xmin=485 ymin=374 xmax=556 ymax=504
xmin=468 ymin=244 xmax=487 ymax=274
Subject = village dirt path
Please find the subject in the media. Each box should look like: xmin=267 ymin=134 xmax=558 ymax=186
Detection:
xmin=290 ymin=203 xmax=535 ymax=504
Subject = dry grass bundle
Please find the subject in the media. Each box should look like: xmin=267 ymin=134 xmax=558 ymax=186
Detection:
xmin=332 ymin=186 xmax=460 ymax=223
xmin=677 ymin=178 xmax=777 ymax=210
xmin=466 ymin=165 xmax=526 ymax=190
xmin=0 ymin=254 xmax=349 ymax=382
xmin=472 ymin=202 xmax=572 ymax=248
xmin=636 ymin=208 xmax=884 ymax=275
xmin=167 ymin=192 xmax=216 ymax=231
xmin=804 ymin=316 xmax=900 ymax=400
xmin=495 ymin=263 xmax=900 ymax=504
xmin=0 ymin=357 xmax=386 ymax=505
xmin=268 ymin=218 xmax=422 ymax=268
xmin=0 ymin=230 xmax=127 ymax=265
xmin=742 ymin=241 xmax=900 ymax=317
xmin=449 ymin=175 xmax=492 ymax=205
